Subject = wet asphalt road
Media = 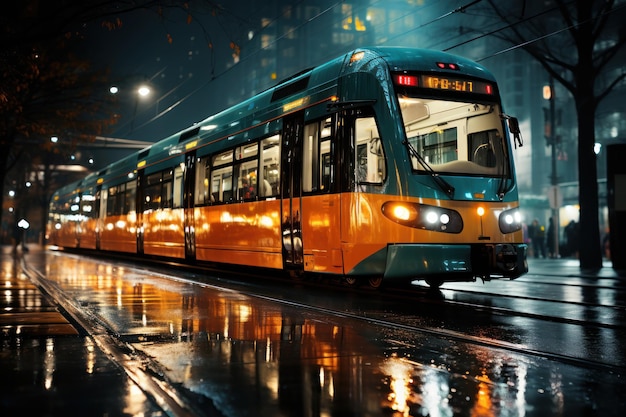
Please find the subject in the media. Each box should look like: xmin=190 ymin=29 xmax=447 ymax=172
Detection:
xmin=2 ymin=245 xmax=625 ymax=416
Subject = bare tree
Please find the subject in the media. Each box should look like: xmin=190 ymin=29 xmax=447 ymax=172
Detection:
xmin=478 ymin=0 xmax=626 ymax=270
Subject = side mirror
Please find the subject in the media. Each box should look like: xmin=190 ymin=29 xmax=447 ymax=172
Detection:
xmin=508 ymin=117 xmax=520 ymax=135
xmin=507 ymin=117 xmax=523 ymax=148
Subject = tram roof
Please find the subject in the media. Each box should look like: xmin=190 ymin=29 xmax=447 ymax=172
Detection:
xmin=56 ymin=47 xmax=498 ymax=194
xmin=362 ymin=46 xmax=495 ymax=81
xmin=176 ymin=47 xmax=496 ymax=149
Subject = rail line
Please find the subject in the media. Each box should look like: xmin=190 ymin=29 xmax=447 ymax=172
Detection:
xmin=47 ymin=249 xmax=625 ymax=372
xmin=123 ymin=258 xmax=626 ymax=372
xmin=388 ymin=284 xmax=626 ymax=330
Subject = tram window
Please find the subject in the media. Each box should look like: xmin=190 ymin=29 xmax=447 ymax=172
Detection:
xmin=469 ymin=130 xmax=498 ymax=168
xmin=124 ymin=180 xmax=136 ymax=213
xmin=106 ymin=183 xmax=134 ymax=216
xmin=194 ymin=157 xmax=211 ymax=205
xmin=211 ymin=164 xmax=233 ymax=203
xmin=217 ymin=171 xmax=232 ymax=202
xmin=260 ymin=135 xmax=280 ymax=197
xmin=237 ymin=161 xmax=258 ymax=200
xmin=355 ymin=117 xmax=385 ymax=184
xmin=172 ymin=165 xmax=184 ymax=208
xmin=235 ymin=143 xmax=258 ymax=161
xmin=214 ymin=149 xmax=233 ymax=167
xmin=144 ymin=172 xmax=162 ymax=212
xmin=321 ymin=118 xmax=333 ymax=191
xmin=161 ymin=170 xmax=174 ymax=208
xmin=303 ymin=122 xmax=319 ymax=192
xmin=408 ymin=127 xmax=457 ymax=168
xmin=426 ymin=128 xmax=456 ymax=164
xmin=211 ymin=150 xmax=234 ymax=202
xmin=141 ymin=168 xmax=181 ymax=210
xmin=303 ymin=117 xmax=334 ymax=193
xmin=321 ymin=148 xmax=331 ymax=190
xmin=106 ymin=185 xmax=118 ymax=216
xmin=100 ymin=189 xmax=108 ymax=219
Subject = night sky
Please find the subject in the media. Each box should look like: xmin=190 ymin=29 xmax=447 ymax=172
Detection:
xmin=80 ymin=2 xmax=262 ymax=168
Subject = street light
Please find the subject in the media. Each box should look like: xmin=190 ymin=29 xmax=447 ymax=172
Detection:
xmin=137 ymin=85 xmax=151 ymax=97
xmin=130 ymin=84 xmax=152 ymax=133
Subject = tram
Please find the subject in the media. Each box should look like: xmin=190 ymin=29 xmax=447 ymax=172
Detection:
xmin=47 ymin=47 xmax=528 ymax=288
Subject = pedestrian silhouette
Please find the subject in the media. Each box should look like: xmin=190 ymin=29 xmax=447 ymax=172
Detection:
xmin=529 ymin=218 xmax=547 ymax=258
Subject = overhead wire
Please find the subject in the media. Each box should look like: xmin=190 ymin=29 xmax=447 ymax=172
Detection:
xmin=134 ymin=1 xmax=619 ymax=133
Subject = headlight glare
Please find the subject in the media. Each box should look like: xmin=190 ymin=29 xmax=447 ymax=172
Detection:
xmin=393 ymin=205 xmax=412 ymax=221
xmin=382 ymin=201 xmax=462 ymax=233
xmin=499 ymin=207 xmax=523 ymax=233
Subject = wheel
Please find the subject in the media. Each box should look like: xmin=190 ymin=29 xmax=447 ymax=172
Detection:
xmin=344 ymin=276 xmax=359 ymax=286
xmin=367 ymin=276 xmax=383 ymax=289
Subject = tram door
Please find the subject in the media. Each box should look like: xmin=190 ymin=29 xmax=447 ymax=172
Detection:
xmin=281 ymin=113 xmax=305 ymax=270
xmin=183 ymin=152 xmax=196 ymax=260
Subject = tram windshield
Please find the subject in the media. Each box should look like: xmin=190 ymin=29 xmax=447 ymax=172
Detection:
xmin=398 ymin=96 xmax=508 ymax=177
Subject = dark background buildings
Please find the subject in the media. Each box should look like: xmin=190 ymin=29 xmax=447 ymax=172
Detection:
xmin=5 ymin=0 xmax=625 ymax=246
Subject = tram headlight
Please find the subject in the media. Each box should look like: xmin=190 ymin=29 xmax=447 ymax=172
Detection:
xmin=425 ymin=211 xmax=438 ymax=224
xmin=392 ymin=204 xmax=415 ymax=222
xmin=498 ymin=207 xmax=522 ymax=233
xmin=382 ymin=201 xmax=462 ymax=233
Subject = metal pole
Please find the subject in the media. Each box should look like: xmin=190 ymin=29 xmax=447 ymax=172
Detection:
xmin=549 ymin=77 xmax=560 ymax=257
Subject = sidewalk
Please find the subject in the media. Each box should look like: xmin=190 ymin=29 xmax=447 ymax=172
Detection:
xmin=525 ymin=255 xmax=624 ymax=278
xmin=0 ymin=244 xmax=164 ymax=417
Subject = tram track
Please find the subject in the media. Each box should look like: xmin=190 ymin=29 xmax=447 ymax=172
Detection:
xmin=112 ymin=256 xmax=624 ymax=372
xmin=247 ymin=291 xmax=624 ymax=373
xmin=20 ymin=254 xmax=213 ymax=417
xmin=260 ymin=270 xmax=626 ymax=333
xmin=48 ymin=249 xmax=626 ymax=373
xmin=57 ymin=247 xmax=626 ymax=332
xmin=386 ymin=285 xmax=626 ymax=331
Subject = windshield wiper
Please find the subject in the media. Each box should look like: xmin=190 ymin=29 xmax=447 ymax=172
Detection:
xmin=403 ymin=139 xmax=455 ymax=198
